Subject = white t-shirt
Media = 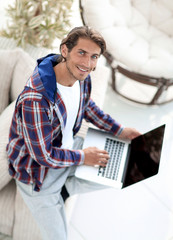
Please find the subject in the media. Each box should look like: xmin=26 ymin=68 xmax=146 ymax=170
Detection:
xmin=56 ymin=81 xmax=80 ymax=150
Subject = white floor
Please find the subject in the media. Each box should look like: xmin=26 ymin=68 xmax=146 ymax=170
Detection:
xmin=67 ymin=81 xmax=173 ymax=240
xmin=1 ymin=0 xmax=173 ymax=240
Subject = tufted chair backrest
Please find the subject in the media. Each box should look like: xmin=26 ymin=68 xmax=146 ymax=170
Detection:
xmin=80 ymin=0 xmax=173 ymax=105
xmin=81 ymin=0 xmax=173 ymax=76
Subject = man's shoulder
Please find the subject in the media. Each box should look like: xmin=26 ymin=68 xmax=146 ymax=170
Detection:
xmin=20 ymin=87 xmax=42 ymax=100
xmin=16 ymin=88 xmax=44 ymax=108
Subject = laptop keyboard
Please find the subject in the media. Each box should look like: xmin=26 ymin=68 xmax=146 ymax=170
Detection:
xmin=98 ymin=138 xmax=125 ymax=180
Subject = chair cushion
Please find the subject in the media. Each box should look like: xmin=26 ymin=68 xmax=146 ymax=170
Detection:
xmin=10 ymin=48 xmax=36 ymax=102
xmin=0 ymin=49 xmax=35 ymax=190
xmin=0 ymin=50 xmax=16 ymax=114
xmin=81 ymin=0 xmax=173 ymax=78
xmin=13 ymin=188 xmax=42 ymax=240
xmin=0 ymin=48 xmax=36 ymax=114
xmin=0 ymin=101 xmax=15 ymax=191
xmin=0 ymin=180 xmax=16 ymax=236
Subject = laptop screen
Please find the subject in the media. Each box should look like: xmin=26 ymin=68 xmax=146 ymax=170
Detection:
xmin=123 ymin=124 xmax=165 ymax=188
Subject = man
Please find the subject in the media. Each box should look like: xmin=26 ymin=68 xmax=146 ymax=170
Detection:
xmin=6 ymin=26 xmax=140 ymax=240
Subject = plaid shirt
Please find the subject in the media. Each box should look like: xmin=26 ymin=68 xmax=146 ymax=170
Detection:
xmin=6 ymin=54 xmax=123 ymax=191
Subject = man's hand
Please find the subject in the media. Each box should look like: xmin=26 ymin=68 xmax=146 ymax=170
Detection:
xmin=83 ymin=147 xmax=109 ymax=167
xmin=118 ymin=127 xmax=141 ymax=140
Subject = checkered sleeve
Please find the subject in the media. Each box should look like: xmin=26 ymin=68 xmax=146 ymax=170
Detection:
xmin=84 ymin=99 xmax=123 ymax=136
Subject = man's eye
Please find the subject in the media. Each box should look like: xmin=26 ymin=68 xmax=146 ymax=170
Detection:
xmin=92 ymin=55 xmax=98 ymax=59
xmin=79 ymin=51 xmax=84 ymax=55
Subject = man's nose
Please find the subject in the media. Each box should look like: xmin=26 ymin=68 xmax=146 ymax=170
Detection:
xmin=83 ymin=56 xmax=91 ymax=68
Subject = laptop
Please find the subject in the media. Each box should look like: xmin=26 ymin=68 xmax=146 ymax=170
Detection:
xmin=75 ymin=124 xmax=165 ymax=189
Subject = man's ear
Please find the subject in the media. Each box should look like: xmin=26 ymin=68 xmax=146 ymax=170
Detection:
xmin=61 ymin=44 xmax=68 ymax=58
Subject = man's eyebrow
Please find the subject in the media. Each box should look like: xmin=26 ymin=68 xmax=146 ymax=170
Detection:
xmin=78 ymin=49 xmax=87 ymax=53
xmin=78 ymin=48 xmax=100 ymax=56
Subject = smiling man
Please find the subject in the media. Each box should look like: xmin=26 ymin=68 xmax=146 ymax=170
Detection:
xmin=6 ymin=26 xmax=140 ymax=240
xmin=55 ymin=38 xmax=101 ymax=84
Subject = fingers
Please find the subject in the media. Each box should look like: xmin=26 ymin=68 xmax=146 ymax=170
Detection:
xmin=98 ymin=149 xmax=109 ymax=155
xmin=97 ymin=160 xmax=108 ymax=167
xmin=96 ymin=151 xmax=109 ymax=167
xmin=83 ymin=147 xmax=109 ymax=167
xmin=97 ymin=151 xmax=109 ymax=160
xmin=94 ymin=159 xmax=108 ymax=168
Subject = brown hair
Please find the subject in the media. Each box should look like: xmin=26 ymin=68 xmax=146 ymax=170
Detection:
xmin=59 ymin=26 xmax=106 ymax=61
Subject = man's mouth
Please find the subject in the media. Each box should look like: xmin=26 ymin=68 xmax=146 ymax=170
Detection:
xmin=77 ymin=66 xmax=89 ymax=72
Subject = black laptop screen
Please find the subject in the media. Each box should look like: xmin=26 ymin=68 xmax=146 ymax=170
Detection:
xmin=123 ymin=124 xmax=165 ymax=188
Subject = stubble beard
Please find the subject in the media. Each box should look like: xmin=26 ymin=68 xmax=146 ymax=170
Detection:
xmin=65 ymin=55 xmax=90 ymax=82
xmin=66 ymin=61 xmax=81 ymax=81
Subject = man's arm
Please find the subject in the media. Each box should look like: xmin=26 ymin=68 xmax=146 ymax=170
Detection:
xmin=84 ymin=99 xmax=123 ymax=136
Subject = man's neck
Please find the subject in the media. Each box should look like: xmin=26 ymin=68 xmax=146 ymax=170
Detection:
xmin=54 ymin=62 xmax=77 ymax=87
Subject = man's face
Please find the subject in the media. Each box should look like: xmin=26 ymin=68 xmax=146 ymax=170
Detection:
xmin=61 ymin=38 xmax=101 ymax=81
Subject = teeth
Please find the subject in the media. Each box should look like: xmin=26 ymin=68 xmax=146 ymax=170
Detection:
xmin=78 ymin=67 xmax=87 ymax=72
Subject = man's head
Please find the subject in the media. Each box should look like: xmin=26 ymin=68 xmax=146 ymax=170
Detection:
xmin=57 ymin=26 xmax=106 ymax=84
xmin=60 ymin=26 xmax=106 ymax=59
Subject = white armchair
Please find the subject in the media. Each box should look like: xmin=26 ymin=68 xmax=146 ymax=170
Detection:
xmin=79 ymin=0 xmax=173 ymax=105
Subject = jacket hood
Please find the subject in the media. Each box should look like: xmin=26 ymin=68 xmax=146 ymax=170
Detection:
xmin=27 ymin=53 xmax=91 ymax=105
xmin=28 ymin=54 xmax=60 ymax=103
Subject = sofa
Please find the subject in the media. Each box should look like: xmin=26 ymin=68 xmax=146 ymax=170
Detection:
xmin=0 ymin=48 xmax=110 ymax=239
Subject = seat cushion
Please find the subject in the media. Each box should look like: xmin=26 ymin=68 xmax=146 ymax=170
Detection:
xmin=0 ymin=101 xmax=15 ymax=191
xmin=0 ymin=180 xmax=16 ymax=236
xmin=0 ymin=50 xmax=16 ymax=114
xmin=10 ymin=48 xmax=36 ymax=102
xmin=0 ymin=49 xmax=36 ymax=190
xmin=0 ymin=48 xmax=35 ymax=114
xmin=13 ymin=188 xmax=42 ymax=240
